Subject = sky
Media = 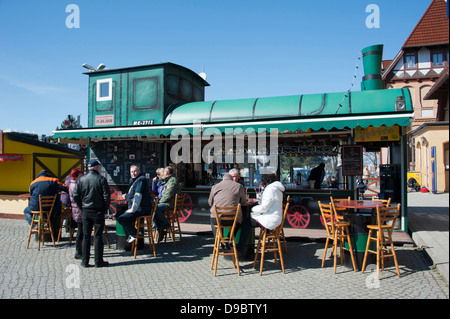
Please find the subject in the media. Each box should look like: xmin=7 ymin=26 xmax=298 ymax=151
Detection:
xmin=0 ymin=0 xmax=434 ymax=136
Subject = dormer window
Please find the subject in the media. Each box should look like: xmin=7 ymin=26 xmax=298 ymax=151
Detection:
xmin=404 ymin=52 xmax=417 ymax=69
xmin=431 ymin=48 xmax=445 ymax=66
xmin=96 ymin=78 xmax=112 ymax=101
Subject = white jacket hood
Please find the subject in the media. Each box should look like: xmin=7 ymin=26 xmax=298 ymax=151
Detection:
xmin=268 ymin=181 xmax=285 ymax=192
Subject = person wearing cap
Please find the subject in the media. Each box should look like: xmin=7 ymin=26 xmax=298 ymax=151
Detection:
xmin=73 ymin=160 xmax=111 ymax=268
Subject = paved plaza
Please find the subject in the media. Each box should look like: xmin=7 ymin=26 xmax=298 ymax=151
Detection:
xmin=0 ymin=217 xmax=448 ymax=301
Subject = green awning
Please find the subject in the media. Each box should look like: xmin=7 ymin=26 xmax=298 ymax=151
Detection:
xmin=52 ymin=123 xmax=195 ymax=142
xmin=165 ymin=88 xmax=413 ymax=133
xmin=53 ymin=88 xmax=413 ymax=141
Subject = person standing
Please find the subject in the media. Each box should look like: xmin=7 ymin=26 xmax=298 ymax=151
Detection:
xmin=68 ymin=168 xmax=83 ymax=259
xmin=307 ymin=163 xmax=325 ymax=189
xmin=73 ymin=160 xmax=111 ymax=268
xmin=117 ymin=165 xmax=153 ymax=243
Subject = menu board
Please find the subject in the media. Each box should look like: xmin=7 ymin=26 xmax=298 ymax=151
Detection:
xmin=342 ymin=145 xmax=363 ymax=176
xmin=90 ymin=140 xmax=160 ymax=185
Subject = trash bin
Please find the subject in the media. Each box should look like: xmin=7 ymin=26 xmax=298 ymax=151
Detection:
xmin=223 ymin=225 xmax=255 ymax=261
xmin=344 ymin=213 xmax=375 ymax=270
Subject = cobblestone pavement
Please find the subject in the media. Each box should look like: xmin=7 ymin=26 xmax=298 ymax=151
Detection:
xmin=0 ymin=219 xmax=448 ymax=300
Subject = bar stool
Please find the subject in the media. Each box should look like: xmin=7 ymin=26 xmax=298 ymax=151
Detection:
xmin=211 ymin=204 xmax=241 ymax=276
xmin=253 ymin=200 xmax=290 ymax=275
xmin=330 ymin=196 xmax=351 ymax=221
xmin=132 ymin=198 xmax=159 ymax=259
xmin=362 ymin=203 xmax=401 ymax=278
xmin=372 ymin=196 xmax=391 ymax=207
xmin=318 ymin=201 xmax=357 ymax=273
xmin=26 ymin=195 xmax=57 ymax=251
xmin=57 ymin=206 xmax=74 ymax=244
xmin=280 ymin=196 xmax=290 ymax=252
xmin=163 ymin=193 xmax=186 ymax=245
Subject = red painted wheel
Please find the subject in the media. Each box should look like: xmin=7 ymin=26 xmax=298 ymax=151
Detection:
xmin=179 ymin=194 xmax=193 ymax=223
xmin=286 ymin=204 xmax=310 ymax=229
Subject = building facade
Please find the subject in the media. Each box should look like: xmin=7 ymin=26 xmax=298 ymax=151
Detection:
xmin=382 ymin=0 xmax=449 ymax=192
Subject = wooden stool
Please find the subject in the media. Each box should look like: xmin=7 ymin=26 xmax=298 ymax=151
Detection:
xmin=362 ymin=204 xmax=401 ymax=278
xmin=58 ymin=206 xmax=74 ymax=244
xmin=280 ymin=196 xmax=290 ymax=252
xmin=211 ymin=204 xmax=241 ymax=276
xmin=372 ymin=196 xmax=391 ymax=207
xmin=132 ymin=199 xmax=158 ymax=259
xmin=253 ymin=200 xmax=289 ymax=275
xmin=330 ymin=196 xmax=351 ymax=221
xmin=26 ymin=195 xmax=57 ymax=251
xmin=163 ymin=193 xmax=186 ymax=245
xmin=319 ymin=201 xmax=357 ymax=273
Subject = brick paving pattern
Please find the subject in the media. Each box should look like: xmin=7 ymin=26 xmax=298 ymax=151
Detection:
xmin=0 ymin=218 xmax=448 ymax=299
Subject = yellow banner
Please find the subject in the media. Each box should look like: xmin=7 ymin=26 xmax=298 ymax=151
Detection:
xmin=355 ymin=125 xmax=400 ymax=142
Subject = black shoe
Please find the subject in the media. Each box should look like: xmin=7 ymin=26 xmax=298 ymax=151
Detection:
xmin=157 ymin=229 xmax=166 ymax=243
xmin=95 ymin=261 xmax=109 ymax=268
xmin=74 ymin=253 xmax=82 ymax=260
xmin=80 ymin=263 xmax=92 ymax=268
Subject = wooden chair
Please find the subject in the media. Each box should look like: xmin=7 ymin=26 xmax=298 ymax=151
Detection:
xmin=280 ymin=196 xmax=290 ymax=252
xmin=163 ymin=193 xmax=186 ymax=245
xmin=330 ymin=196 xmax=351 ymax=221
xmin=57 ymin=206 xmax=74 ymax=244
xmin=26 ymin=195 xmax=57 ymax=251
xmin=211 ymin=204 xmax=241 ymax=276
xmin=361 ymin=203 xmax=401 ymax=278
xmin=132 ymin=198 xmax=159 ymax=259
xmin=372 ymin=196 xmax=391 ymax=207
xmin=253 ymin=200 xmax=290 ymax=275
xmin=319 ymin=201 xmax=357 ymax=273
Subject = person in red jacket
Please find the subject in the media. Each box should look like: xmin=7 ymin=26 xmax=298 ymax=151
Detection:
xmin=23 ymin=170 xmax=69 ymax=229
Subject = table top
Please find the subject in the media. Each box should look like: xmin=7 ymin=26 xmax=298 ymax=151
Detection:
xmin=335 ymin=199 xmax=383 ymax=210
xmin=243 ymin=198 xmax=259 ymax=206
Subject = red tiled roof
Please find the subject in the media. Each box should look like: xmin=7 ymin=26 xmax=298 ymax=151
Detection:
xmin=403 ymin=0 xmax=449 ymax=47
xmin=382 ymin=60 xmax=393 ymax=71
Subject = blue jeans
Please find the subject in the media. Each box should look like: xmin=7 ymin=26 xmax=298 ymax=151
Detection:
xmin=24 ymin=206 xmax=33 ymax=225
xmin=154 ymin=203 xmax=170 ymax=230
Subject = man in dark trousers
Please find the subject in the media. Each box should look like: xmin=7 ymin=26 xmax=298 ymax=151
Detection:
xmin=74 ymin=160 xmax=111 ymax=268
xmin=117 ymin=165 xmax=153 ymax=243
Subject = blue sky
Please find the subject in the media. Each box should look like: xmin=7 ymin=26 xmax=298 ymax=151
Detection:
xmin=0 ymin=0 xmax=433 ymax=136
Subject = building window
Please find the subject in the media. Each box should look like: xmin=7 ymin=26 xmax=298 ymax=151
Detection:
xmin=421 ymin=109 xmax=434 ymax=118
xmin=96 ymin=79 xmax=112 ymax=101
xmin=431 ymin=48 xmax=445 ymax=66
xmin=404 ymin=52 xmax=417 ymax=69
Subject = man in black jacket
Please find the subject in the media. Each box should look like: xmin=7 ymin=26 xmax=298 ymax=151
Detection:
xmin=74 ymin=160 xmax=111 ymax=268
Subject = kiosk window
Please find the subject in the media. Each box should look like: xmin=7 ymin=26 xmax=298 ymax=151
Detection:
xmin=96 ymin=79 xmax=112 ymax=101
